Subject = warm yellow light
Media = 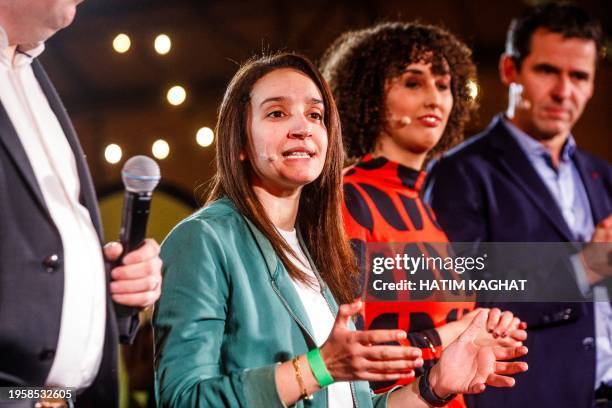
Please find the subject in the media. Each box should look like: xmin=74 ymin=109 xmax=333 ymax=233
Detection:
xmin=196 ymin=127 xmax=215 ymax=147
xmin=154 ymin=34 xmax=172 ymax=55
xmin=104 ymin=144 xmax=122 ymax=164
xmin=152 ymin=139 xmax=170 ymax=159
xmin=467 ymin=79 xmax=480 ymax=100
xmin=166 ymin=85 xmax=186 ymax=106
xmin=112 ymin=33 xmax=131 ymax=53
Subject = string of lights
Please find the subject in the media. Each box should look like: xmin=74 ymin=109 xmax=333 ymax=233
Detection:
xmin=106 ymin=32 xmax=215 ymax=163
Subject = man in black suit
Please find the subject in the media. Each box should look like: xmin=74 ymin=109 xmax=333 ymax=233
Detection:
xmin=0 ymin=1 xmax=162 ymax=406
xmin=426 ymin=3 xmax=611 ymax=408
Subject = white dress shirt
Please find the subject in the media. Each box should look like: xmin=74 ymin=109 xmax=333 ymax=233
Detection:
xmin=0 ymin=25 xmax=107 ymax=389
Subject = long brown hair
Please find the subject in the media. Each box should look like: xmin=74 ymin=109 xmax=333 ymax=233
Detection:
xmin=208 ymin=52 xmax=358 ymax=304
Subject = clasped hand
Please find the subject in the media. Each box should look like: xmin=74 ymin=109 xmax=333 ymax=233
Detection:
xmin=319 ymin=300 xmax=528 ymax=396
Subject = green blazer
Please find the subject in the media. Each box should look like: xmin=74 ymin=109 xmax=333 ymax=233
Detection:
xmin=153 ymin=198 xmax=394 ymax=407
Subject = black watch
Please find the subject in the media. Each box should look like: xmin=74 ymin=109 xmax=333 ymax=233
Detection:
xmin=418 ymin=367 xmax=457 ymax=407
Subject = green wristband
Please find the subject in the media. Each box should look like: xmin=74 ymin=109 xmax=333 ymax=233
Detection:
xmin=306 ymin=348 xmax=335 ymax=387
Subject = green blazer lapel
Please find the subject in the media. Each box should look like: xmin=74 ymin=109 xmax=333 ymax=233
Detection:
xmin=296 ymin=229 xmax=339 ymax=317
xmin=242 ymin=216 xmax=317 ymax=345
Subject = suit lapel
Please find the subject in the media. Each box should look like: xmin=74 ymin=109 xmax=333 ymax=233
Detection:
xmin=242 ymin=215 xmax=317 ymax=345
xmin=31 ymin=59 xmax=104 ymax=241
xmin=572 ymin=150 xmax=609 ymax=223
xmin=0 ymin=97 xmax=50 ymax=217
xmin=489 ymin=117 xmax=574 ymax=241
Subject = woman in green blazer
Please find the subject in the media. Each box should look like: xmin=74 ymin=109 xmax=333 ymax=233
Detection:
xmin=153 ymin=53 xmax=528 ymax=407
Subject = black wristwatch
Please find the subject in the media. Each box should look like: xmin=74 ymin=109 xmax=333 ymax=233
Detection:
xmin=418 ymin=367 xmax=457 ymax=407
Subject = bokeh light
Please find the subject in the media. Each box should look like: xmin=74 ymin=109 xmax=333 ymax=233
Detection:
xmin=166 ymin=85 xmax=186 ymax=106
xmin=154 ymin=34 xmax=172 ymax=55
xmin=152 ymin=139 xmax=170 ymax=159
xmin=112 ymin=33 xmax=131 ymax=53
xmin=104 ymin=144 xmax=122 ymax=164
xmin=196 ymin=127 xmax=215 ymax=147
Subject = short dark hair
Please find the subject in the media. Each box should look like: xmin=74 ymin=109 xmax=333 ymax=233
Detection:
xmin=506 ymin=2 xmax=602 ymax=69
xmin=320 ymin=22 xmax=477 ymax=160
xmin=207 ymin=52 xmax=358 ymax=304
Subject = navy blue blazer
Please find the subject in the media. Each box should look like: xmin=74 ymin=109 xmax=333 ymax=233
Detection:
xmin=425 ymin=115 xmax=612 ymax=408
xmin=0 ymin=60 xmax=138 ymax=407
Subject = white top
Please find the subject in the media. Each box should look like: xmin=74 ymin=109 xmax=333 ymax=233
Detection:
xmin=0 ymin=26 xmax=107 ymax=389
xmin=277 ymin=227 xmax=354 ymax=408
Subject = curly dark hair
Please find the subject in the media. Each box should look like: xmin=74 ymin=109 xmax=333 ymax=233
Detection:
xmin=320 ymin=21 xmax=477 ymax=160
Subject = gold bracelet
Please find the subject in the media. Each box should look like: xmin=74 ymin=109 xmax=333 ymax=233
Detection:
xmin=292 ymin=356 xmax=313 ymax=401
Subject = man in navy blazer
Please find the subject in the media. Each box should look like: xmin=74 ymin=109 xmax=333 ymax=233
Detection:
xmin=0 ymin=1 xmax=162 ymax=406
xmin=426 ymin=3 xmax=611 ymax=408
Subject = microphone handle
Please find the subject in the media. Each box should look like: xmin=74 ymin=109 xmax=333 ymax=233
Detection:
xmin=119 ymin=191 xmax=152 ymax=256
xmin=114 ymin=191 xmax=153 ymax=318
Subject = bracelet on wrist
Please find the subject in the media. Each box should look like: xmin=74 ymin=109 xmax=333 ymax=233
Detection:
xmin=292 ymin=356 xmax=313 ymax=401
xmin=418 ymin=366 xmax=456 ymax=407
xmin=306 ymin=348 xmax=335 ymax=387
xmin=422 ymin=333 xmax=438 ymax=360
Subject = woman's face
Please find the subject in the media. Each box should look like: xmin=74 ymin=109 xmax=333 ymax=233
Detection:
xmin=247 ymin=68 xmax=328 ymax=195
xmin=381 ymin=61 xmax=453 ymax=156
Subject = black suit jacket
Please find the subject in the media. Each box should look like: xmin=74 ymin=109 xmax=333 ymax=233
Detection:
xmin=0 ymin=59 xmax=138 ymax=407
xmin=425 ymin=115 xmax=612 ymax=408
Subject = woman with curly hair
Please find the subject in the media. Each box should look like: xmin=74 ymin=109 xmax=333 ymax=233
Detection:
xmin=321 ymin=22 xmax=526 ymax=404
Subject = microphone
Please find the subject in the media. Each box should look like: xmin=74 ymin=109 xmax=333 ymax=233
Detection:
xmin=259 ymin=153 xmax=278 ymax=162
xmin=509 ymin=82 xmax=532 ymax=112
xmin=399 ymin=116 xmax=412 ymax=126
xmin=119 ymin=155 xmax=161 ymax=259
xmin=390 ymin=115 xmax=412 ymax=126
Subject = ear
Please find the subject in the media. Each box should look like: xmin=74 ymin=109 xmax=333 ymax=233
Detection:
xmin=239 ymin=150 xmax=246 ymax=161
xmin=499 ymin=54 xmax=519 ymax=86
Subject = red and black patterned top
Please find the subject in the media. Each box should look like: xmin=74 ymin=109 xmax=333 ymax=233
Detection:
xmin=342 ymin=155 xmax=474 ymax=403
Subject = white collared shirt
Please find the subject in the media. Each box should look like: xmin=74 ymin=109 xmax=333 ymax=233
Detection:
xmin=0 ymin=25 xmax=107 ymax=389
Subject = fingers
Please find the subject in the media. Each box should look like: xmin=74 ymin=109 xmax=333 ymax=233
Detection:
xmin=597 ymin=214 xmax=612 ymax=229
xmin=110 ymin=239 xmax=162 ymax=309
xmin=508 ymin=328 xmax=527 ymax=342
xmin=358 ymin=371 xmax=415 ymax=382
xmin=354 ymin=329 xmax=407 ymax=345
xmin=103 ymin=241 xmax=123 ymax=262
xmin=364 ymin=357 xmax=423 ymax=372
xmin=493 ymin=345 xmax=528 ymax=360
xmin=459 ymin=309 xmax=488 ymax=342
xmin=493 ymin=337 xmax=523 ymax=348
xmin=487 ymin=309 xmax=527 ymax=339
xmin=486 ymin=308 xmax=502 ymax=332
xmin=486 ymin=374 xmax=516 ymax=388
xmin=110 ymin=273 xmax=161 ymax=294
xmin=494 ymin=361 xmax=528 ymax=375
xmin=468 ymin=383 xmax=486 ymax=394
xmin=335 ymin=300 xmax=363 ymax=328
xmin=361 ymin=345 xmax=422 ymax=362
xmin=123 ymin=238 xmax=161 ymax=264
xmin=112 ymin=291 xmax=159 ymax=308
xmin=495 ymin=312 xmax=515 ymax=338
xmin=112 ymin=257 xmax=163 ymax=280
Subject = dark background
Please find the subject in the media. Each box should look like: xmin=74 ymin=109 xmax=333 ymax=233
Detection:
xmin=41 ymin=0 xmax=610 ymax=202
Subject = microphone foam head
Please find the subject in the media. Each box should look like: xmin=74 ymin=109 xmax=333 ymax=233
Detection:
xmin=121 ymin=155 xmax=161 ymax=193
